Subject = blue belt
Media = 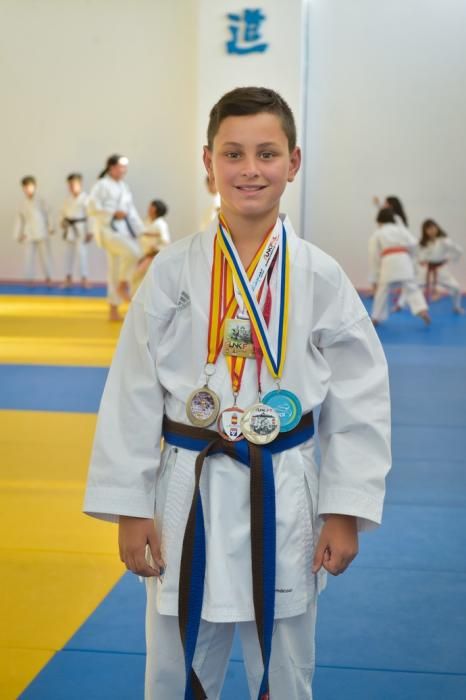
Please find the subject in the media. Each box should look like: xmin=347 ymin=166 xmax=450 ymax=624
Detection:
xmin=162 ymin=411 xmax=314 ymax=700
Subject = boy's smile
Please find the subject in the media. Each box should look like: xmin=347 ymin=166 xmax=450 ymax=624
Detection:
xmin=204 ymin=113 xmax=301 ymax=225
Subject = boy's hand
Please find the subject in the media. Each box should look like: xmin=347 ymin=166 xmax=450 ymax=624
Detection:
xmin=119 ymin=516 xmax=165 ymax=578
xmin=312 ymin=514 xmax=359 ymax=576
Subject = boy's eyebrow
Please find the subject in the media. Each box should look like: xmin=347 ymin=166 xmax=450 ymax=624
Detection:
xmin=221 ymin=141 xmax=281 ymax=148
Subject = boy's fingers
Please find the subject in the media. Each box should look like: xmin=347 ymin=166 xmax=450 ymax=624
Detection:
xmin=312 ymin=539 xmax=328 ymax=574
xmin=148 ymin=530 xmax=165 ymax=571
xmin=323 ymin=550 xmax=354 ymax=576
xmin=125 ymin=553 xmax=159 ymax=578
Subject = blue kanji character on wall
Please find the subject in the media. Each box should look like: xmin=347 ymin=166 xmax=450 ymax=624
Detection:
xmin=226 ymin=9 xmax=269 ymax=55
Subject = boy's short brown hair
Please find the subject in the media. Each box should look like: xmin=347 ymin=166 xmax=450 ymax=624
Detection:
xmin=21 ymin=176 xmax=36 ymax=187
xmin=207 ymin=87 xmax=297 ymax=152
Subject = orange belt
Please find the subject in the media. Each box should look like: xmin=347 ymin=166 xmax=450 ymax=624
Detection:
xmin=381 ymin=246 xmax=409 ymax=257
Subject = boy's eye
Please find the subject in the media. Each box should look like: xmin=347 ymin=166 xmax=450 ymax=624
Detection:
xmin=225 ymin=152 xmax=241 ymax=159
xmin=259 ymin=151 xmax=276 ymax=159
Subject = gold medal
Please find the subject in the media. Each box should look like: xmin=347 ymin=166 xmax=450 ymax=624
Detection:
xmin=240 ymin=403 xmax=281 ymax=445
xmin=217 ymin=406 xmax=245 ymax=442
xmin=223 ymin=318 xmax=255 ymax=358
xmin=186 ymin=386 xmax=220 ymax=427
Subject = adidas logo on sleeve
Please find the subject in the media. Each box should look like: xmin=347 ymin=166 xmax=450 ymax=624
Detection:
xmin=176 ymin=290 xmax=191 ymax=311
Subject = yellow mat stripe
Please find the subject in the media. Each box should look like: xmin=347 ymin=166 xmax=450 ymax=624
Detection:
xmin=0 ymin=296 xmax=125 ymax=366
xmin=0 ymin=409 xmax=125 ymax=699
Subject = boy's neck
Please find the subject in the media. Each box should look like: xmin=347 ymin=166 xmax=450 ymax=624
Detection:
xmin=222 ymin=207 xmax=279 ymax=266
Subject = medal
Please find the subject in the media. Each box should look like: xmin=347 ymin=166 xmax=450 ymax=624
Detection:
xmin=223 ymin=317 xmax=255 ymax=358
xmin=241 ymin=403 xmax=281 ymax=445
xmin=217 ymin=405 xmax=245 ymax=441
xmin=186 ymin=385 xmax=220 ymax=427
xmin=262 ymin=389 xmax=302 ymax=432
xmin=187 ymin=226 xmax=270 ymax=428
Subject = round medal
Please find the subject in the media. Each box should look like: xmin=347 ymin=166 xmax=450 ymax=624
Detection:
xmin=262 ymin=390 xmax=302 ymax=432
xmin=217 ymin=407 xmax=245 ymax=442
xmin=240 ymin=403 xmax=281 ymax=445
xmin=186 ymin=387 xmax=220 ymax=427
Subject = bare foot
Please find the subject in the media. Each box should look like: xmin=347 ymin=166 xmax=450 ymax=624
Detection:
xmin=61 ymin=277 xmax=72 ymax=289
xmin=81 ymin=278 xmax=92 ymax=289
xmin=108 ymin=305 xmax=122 ymax=322
xmin=454 ymin=306 xmax=465 ymax=315
xmin=392 ymin=304 xmax=402 ymax=313
xmin=117 ymin=281 xmax=131 ymax=303
xmin=417 ymin=310 xmax=431 ymax=325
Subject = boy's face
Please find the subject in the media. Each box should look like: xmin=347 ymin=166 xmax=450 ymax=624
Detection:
xmin=203 ymin=113 xmax=300 ymax=223
xmin=23 ymin=183 xmax=35 ymax=198
xmin=68 ymin=179 xmax=82 ymax=196
xmin=148 ymin=203 xmax=157 ymax=219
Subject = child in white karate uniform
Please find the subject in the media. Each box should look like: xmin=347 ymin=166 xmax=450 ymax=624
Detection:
xmin=133 ymin=200 xmax=171 ymax=292
xmin=88 ymin=155 xmax=143 ymax=321
xmin=14 ymin=176 xmax=53 ymax=284
xmin=369 ymin=208 xmax=430 ymax=325
xmin=60 ymin=173 xmax=93 ymax=288
xmin=373 ymin=194 xmax=410 ymax=229
xmin=417 ymin=219 xmax=464 ymax=313
xmin=85 ymin=88 xmax=391 ymax=699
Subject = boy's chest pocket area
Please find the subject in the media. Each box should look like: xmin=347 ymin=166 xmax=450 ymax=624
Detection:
xmin=154 ymin=305 xmax=207 ymax=374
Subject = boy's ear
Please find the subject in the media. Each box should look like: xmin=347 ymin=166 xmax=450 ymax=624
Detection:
xmin=203 ymin=146 xmax=213 ymax=176
xmin=287 ymin=146 xmax=302 ymax=183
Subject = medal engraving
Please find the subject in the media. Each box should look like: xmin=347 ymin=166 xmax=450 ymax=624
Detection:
xmin=262 ymin=390 xmax=302 ymax=432
xmin=186 ymin=387 xmax=220 ymax=427
xmin=241 ymin=403 xmax=281 ymax=445
xmin=217 ymin=407 xmax=245 ymax=442
xmin=223 ymin=318 xmax=255 ymax=358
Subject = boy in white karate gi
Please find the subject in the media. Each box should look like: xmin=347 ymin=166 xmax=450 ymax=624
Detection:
xmin=60 ymin=173 xmax=93 ymax=288
xmin=369 ymin=208 xmax=431 ymax=325
xmin=132 ymin=199 xmax=172 ymax=291
xmin=88 ymin=154 xmax=143 ymax=321
xmin=85 ymin=88 xmax=391 ymax=699
xmin=14 ymin=176 xmax=54 ymax=284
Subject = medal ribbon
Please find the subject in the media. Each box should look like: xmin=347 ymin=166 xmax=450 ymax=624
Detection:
xmin=217 ymin=217 xmax=290 ymax=379
xmin=206 ymin=229 xmax=270 ymax=367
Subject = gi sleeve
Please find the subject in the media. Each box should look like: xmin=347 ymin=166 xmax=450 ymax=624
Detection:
xmin=314 ymin=269 xmax=391 ymax=531
xmin=445 ymin=237 xmax=463 ymax=263
xmin=13 ymin=212 xmax=25 ymax=241
xmin=41 ymin=199 xmax=54 ymax=235
xmin=83 ymin=278 xmax=172 ymax=522
xmin=88 ymin=181 xmax=115 ymax=217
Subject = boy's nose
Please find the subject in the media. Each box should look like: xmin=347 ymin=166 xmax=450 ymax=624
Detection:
xmin=240 ymin=160 xmax=260 ymax=178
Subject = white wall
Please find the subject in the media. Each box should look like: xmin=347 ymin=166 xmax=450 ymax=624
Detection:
xmin=304 ymin=0 xmax=466 ymax=288
xmin=4 ymin=1 xmax=465 ymax=289
xmin=196 ymin=0 xmax=305 ymax=230
xmin=0 ymin=0 xmax=198 ymax=281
